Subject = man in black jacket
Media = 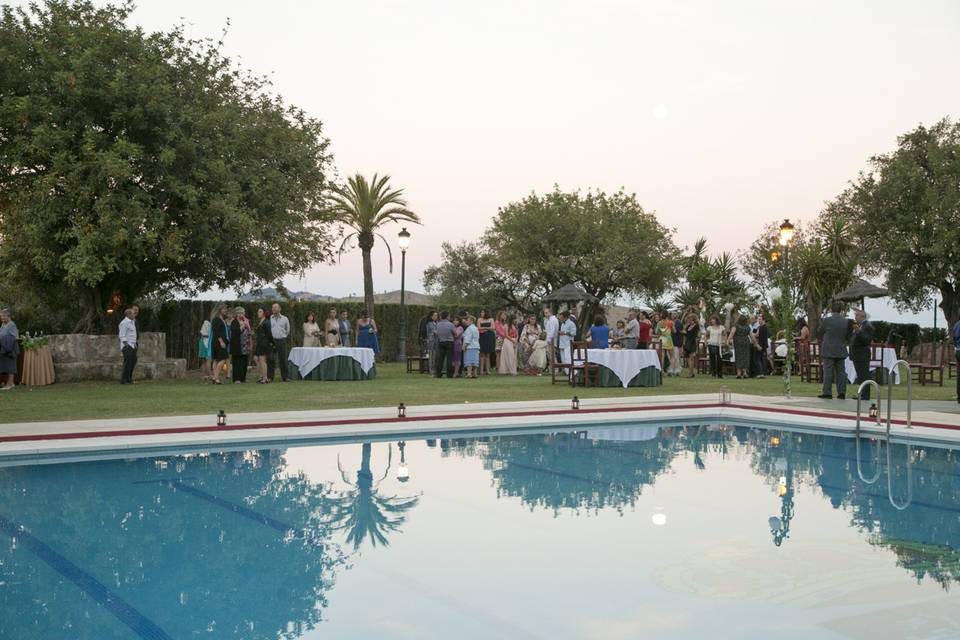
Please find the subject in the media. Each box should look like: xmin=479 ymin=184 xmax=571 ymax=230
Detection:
xmin=850 ymin=309 xmax=874 ymax=400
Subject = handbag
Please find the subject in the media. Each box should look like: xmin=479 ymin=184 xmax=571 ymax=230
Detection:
xmin=495 ymin=336 xmax=504 ymax=351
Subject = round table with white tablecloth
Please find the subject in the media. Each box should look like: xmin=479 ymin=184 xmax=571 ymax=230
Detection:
xmin=584 ymin=348 xmax=662 ymax=388
xmin=287 ymin=347 xmax=376 ymax=381
xmin=845 ymin=347 xmax=899 ymax=385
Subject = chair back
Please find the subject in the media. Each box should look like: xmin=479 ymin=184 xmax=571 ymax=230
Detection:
xmin=571 ymin=341 xmax=589 ymax=365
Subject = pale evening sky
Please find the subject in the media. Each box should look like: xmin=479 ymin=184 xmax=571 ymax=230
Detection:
xmin=100 ymin=1 xmax=960 ymax=323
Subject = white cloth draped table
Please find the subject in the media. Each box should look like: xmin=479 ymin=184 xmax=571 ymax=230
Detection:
xmin=844 ymin=347 xmax=899 ymax=385
xmin=288 ymin=347 xmax=376 ymax=378
xmin=586 ymin=349 xmax=662 ymax=388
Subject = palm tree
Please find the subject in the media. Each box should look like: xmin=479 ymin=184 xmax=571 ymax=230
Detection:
xmin=335 ymin=443 xmax=420 ymax=548
xmin=329 ymin=174 xmax=421 ymax=318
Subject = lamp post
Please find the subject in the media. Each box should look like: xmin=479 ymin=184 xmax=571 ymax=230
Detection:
xmin=777 ymin=219 xmax=795 ymax=398
xmin=397 ymin=227 xmax=411 ymax=363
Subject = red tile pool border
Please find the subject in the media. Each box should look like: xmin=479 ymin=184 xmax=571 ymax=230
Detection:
xmin=0 ymin=401 xmax=957 ymax=445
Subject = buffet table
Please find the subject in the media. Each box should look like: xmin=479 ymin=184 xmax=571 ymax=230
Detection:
xmin=585 ymin=348 xmax=662 ymax=388
xmin=287 ymin=347 xmax=376 ymax=381
xmin=845 ymin=347 xmax=899 ymax=385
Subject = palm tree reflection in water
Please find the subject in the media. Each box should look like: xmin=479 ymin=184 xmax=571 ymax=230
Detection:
xmin=336 ymin=442 xmax=420 ymax=548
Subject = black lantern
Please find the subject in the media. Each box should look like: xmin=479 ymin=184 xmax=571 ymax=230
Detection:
xmin=216 ymin=409 xmax=226 ymax=427
xmin=572 ymin=396 xmax=580 ymax=411
xmin=398 ymin=403 xmax=406 ymax=419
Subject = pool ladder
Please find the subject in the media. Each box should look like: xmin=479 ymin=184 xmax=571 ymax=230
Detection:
xmin=854 ymin=360 xmax=913 ymax=510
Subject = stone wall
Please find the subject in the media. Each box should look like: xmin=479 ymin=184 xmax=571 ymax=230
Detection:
xmin=48 ymin=333 xmax=186 ymax=382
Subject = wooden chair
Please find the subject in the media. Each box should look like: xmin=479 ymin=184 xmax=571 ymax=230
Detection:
xmin=696 ymin=341 xmax=709 ymax=374
xmin=915 ymin=363 xmax=944 ymax=386
xmin=406 ymin=339 xmax=431 ymax=373
xmin=570 ymin=341 xmax=599 ymax=387
xmin=802 ymin=341 xmax=822 ymax=383
xmin=550 ymin=343 xmax=569 ymax=384
xmin=949 ymin=360 xmax=957 ymax=379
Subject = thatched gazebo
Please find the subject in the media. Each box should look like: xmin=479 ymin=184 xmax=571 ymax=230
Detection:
xmin=833 ymin=278 xmax=889 ymax=312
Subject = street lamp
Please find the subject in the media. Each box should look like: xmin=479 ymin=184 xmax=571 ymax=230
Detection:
xmin=776 ymin=219 xmax=795 ymax=398
xmin=397 ymin=227 xmax=411 ymax=363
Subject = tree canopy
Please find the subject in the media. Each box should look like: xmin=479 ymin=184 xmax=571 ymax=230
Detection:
xmin=425 ymin=187 xmax=680 ymax=320
xmin=0 ymin=0 xmax=335 ymax=329
xmin=844 ymin=118 xmax=960 ymax=328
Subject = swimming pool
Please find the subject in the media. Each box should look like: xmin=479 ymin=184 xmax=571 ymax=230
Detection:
xmin=1 ymin=421 xmax=958 ymax=639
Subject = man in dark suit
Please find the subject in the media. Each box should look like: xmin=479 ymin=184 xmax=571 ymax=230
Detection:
xmin=817 ymin=300 xmax=851 ymax=399
xmin=850 ymin=309 xmax=874 ymax=400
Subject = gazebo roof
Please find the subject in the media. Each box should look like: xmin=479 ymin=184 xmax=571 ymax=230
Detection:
xmin=833 ymin=278 xmax=889 ymax=302
xmin=542 ymin=284 xmax=600 ymax=303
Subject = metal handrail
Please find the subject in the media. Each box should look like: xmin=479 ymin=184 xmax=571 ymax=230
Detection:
xmin=887 ymin=359 xmax=912 ymax=430
xmin=887 ymin=439 xmax=913 ymax=510
xmin=854 ymin=380 xmax=882 ymax=484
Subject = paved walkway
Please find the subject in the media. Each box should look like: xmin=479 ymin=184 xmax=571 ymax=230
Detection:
xmin=1 ymin=393 xmax=958 ymax=462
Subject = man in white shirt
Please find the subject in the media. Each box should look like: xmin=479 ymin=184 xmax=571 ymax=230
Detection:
xmin=624 ymin=311 xmax=640 ymax=350
xmin=558 ymin=311 xmax=577 ymax=365
xmin=268 ymin=303 xmax=291 ymax=381
xmin=118 ymin=308 xmax=138 ymax=384
xmin=543 ymin=307 xmax=559 ymax=367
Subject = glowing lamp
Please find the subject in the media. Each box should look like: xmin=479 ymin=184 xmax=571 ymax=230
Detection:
xmin=216 ymin=409 xmax=227 ymax=427
xmin=572 ymin=396 xmax=580 ymax=411
xmin=398 ymin=403 xmax=406 ymax=419
xmin=397 ymin=227 xmax=411 ymax=252
xmin=778 ymin=219 xmax=795 ymax=245
xmin=769 ymin=436 xmax=780 ymax=447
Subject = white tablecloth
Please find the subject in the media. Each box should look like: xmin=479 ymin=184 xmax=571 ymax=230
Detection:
xmin=845 ymin=347 xmax=899 ymax=385
xmin=288 ymin=347 xmax=376 ymax=377
xmin=586 ymin=349 xmax=662 ymax=388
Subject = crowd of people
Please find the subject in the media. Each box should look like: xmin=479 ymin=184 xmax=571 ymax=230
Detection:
xmin=195 ymin=304 xmax=380 ymax=384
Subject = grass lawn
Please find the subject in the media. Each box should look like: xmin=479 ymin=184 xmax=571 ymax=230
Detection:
xmin=2 ymin=363 xmax=956 ymax=425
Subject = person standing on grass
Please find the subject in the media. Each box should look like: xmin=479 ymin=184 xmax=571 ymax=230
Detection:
xmin=850 ymin=309 xmax=874 ymax=400
xmin=670 ymin=311 xmax=683 ymax=376
xmin=817 ymin=300 xmax=851 ymax=399
xmin=452 ymin=317 xmax=464 ymax=378
xmin=657 ymin=314 xmax=674 ymax=374
xmin=558 ymin=310 xmax=577 ymax=365
xmin=338 ymin=310 xmax=352 ymax=347
xmin=268 ymin=303 xmax=290 ymax=382
xmin=462 ymin=315 xmax=480 ymax=378
xmin=543 ymin=307 xmax=559 ymax=368
xmin=588 ymin=316 xmax=610 ymax=349
xmin=624 ymin=310 xmax=640 ymax=350
xmin=682 ymin=311 xmax=700 ymax=378
xmin=324 ymin=308 xmax=340 ymax=347
xmin=253 ymin=308 xmax=273 ymax=384
xmin=230 ymin=307 xmax=251 ymax=383
xmin=426 ymin=311 xmax=439 ymax=374
xmin=210 ymin=305 xmax=230 ymax=385
xmin=435 ymin=311 xmax=456 ymax=378
xmin=197 ymin=314 xmax=212 ymax=380
xmin=0 ymin=308 xmax=19 ymax=390
xmin=637 ymin=311 xmax=653 ymax=349
xmin=356 ymin=310 xmax=380 ymax=356
xmin=119 ymin=308 xmax=138 ymax=384
xmin=477 ymin=309 xmax=496 ymax=375
xmin=705 ymin=315 xmax=724 ymax=378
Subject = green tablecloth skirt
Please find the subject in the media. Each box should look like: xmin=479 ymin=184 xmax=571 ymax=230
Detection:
xmin=289 ymin=356 xmax=376 ymax=381
xmin=573 ymin=365 xmax=661 ymax=387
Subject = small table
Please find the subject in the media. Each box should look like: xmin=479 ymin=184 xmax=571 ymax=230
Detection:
xmin=845 ymin=347 xmax=899 ymax=385
xmin=20 ymin=346 xmax=55 ymax=386
xmin=585 ymin=349 xmax=662 ymax=388
xmin=288 ymin=347 xmax=376 ymax=381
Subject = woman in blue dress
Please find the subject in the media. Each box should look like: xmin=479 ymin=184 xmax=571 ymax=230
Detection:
xmin=356 ymin=310 xmax=380 ymax=355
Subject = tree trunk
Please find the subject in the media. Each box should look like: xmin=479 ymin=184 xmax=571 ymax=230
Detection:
xmin=940 ymin=284 xmax=959 ymax=333
xmin=361 ymin=248 xmax=375 ymax=321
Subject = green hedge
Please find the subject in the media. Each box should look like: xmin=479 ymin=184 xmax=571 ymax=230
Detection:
xmin=111 ymin=300 xmax=491 ymax=368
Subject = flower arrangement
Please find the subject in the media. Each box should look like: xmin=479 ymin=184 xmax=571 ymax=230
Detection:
xmin=20 ymin=331 xmax=49 ymax=352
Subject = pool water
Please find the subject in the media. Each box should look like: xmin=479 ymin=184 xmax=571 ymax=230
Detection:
xmin=1 ymin=423 xmax=959 ymax=639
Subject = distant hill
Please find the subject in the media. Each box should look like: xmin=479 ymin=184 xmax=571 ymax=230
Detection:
xmin=238 ymin=288 xmax=436 ymax=305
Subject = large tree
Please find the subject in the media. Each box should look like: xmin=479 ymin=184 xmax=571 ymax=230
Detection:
xmin=329 ymin=173 xmax=420 ymax=320
xmin=0 ymin=1 xmax=335 ymax=330
xmin=844 ymin=118 xmax=960 ymax=328
xmin=422 ymin=240 xmax=529 ymax=310
xmin=485 ymin=187 xmax=680 ymax=326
